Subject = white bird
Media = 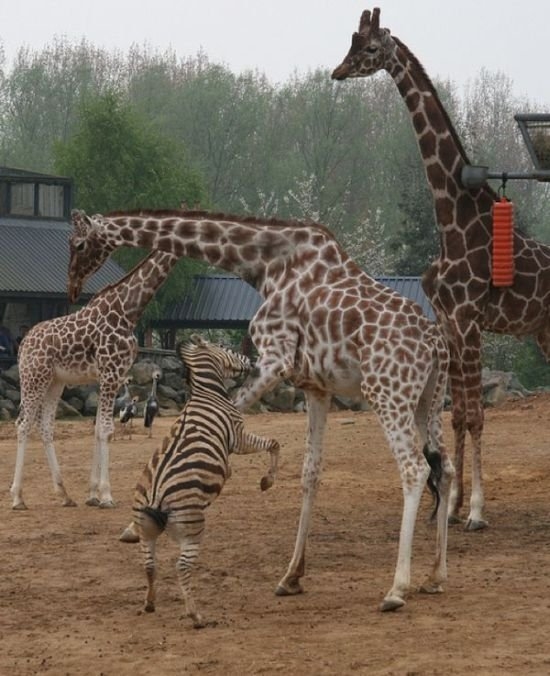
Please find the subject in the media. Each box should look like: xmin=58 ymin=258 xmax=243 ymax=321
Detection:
xmin=143 ymin=370 xmax=161 ymax=438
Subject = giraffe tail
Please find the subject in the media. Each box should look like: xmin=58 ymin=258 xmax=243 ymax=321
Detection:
xmin=423 ymin=444 xmax=442 ymax=521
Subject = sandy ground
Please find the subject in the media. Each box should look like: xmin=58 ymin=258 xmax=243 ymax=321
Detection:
xmin=2 ymin=394 xmax=550 ymax=676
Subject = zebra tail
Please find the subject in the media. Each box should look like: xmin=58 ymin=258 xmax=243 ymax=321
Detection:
xmin=423 ymin=444 xmax=442 ymax=521
xmin=141 ymin=505 xmax=169 ymax=532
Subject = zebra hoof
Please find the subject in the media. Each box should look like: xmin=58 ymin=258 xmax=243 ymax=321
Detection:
xmin=62 ymin=498 xmax=77 ymax=507
xmin=119 ymin=527 xmax=140 ymax=543
xmin=260 ymin=476 xmax=274 ymax=491
xmin=12 ymin=501 xmax=28 ymax=511
xmin=85 ymin=497 xmax=101 ymax=507
xmin=144 ymin=602 xmax=155 ymax=613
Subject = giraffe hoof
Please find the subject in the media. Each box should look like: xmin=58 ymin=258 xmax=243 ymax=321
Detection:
xmin=99 ymin=500 xmax=116 ymax=509
xmin=419 ymin=581 xmax=444 ymax=595
xmin=144 ymin=602 xmax=155 ymax=613
xmin=275 ymin=578 xmax=303 ymax=596
xmin=465 ymin=518 xmax=488 ymax=532
xmin=85 ymin=497 xmax=101 ymax=507
xmin=62 ymin=498 xmax=77 ymax=507
xmin=12 ymin=501 xmax=28 ymax=511
xmin=379 ymin=595 xmax=406 ymax=612
xmin=447 ymin=514 xmax=462 ymax=525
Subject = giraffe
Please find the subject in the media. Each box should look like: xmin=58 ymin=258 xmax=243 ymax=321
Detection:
xmin=332 ymin=7 xmax=550 ymax=531
xmin=67 ymin=208 xmax=454 ymax=611
xmin=11 ymin=249 xmax=177 ymax=510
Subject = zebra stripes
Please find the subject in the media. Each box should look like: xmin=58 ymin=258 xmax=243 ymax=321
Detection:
xmin=126 ymin=335 xmax=280 ymax=627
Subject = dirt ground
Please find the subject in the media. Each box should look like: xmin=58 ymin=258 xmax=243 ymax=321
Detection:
xmin=2 ymin=394 xmax=550 ymax=676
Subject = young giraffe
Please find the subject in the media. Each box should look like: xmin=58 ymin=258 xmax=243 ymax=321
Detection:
xmin=68 ymin=208 xmax=454 ymax=611
xmin=11 ymin=250 xmax=178 ymax=510
xmin=332 ymin=7 xmax=550 ymax=531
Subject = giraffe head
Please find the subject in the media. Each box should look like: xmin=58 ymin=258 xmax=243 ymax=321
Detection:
xmin=68 ymin=210 xmax=116 ymax=303
xmin=331 ymin=7 xmax=395 ymax=81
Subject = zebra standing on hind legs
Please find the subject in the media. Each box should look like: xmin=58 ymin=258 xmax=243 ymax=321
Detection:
xmin=122 ymin=335 xmax=280 ymax=628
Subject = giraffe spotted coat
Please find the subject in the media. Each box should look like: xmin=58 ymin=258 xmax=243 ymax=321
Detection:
xmin=68 ymin=208 xmax=454 ymax=612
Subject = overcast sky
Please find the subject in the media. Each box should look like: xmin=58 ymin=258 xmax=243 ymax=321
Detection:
xmin=1 ymin=0 xmax=549 ymax=106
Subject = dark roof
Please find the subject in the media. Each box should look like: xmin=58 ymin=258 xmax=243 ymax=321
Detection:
xmin=156 ymin=275 xmax=262 ymax=328
xmin=0 ymin=217 xmax=125 ymax=299
xmin=0 ymin=166 xmax=70 ymax=181
xmin=377 ymin=276 xmax=435 ymax=320
xmin=152 ymin=273 xmax=435 ymax=329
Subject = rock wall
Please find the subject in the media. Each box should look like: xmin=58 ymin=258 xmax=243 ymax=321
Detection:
xmin=0 ymin=349 xmax=535 ymax=423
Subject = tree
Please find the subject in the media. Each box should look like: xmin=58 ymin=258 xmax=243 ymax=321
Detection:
xmin=54 ymin=90 xmax=209 ymax=334
xmin=54 ymin=90 xmax=206 ymax=213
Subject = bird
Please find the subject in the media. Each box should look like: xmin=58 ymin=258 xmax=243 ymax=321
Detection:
xmin=112 ymin=377 xmax=133 ymax=441
xmin=119 ymin=395 xmax=139 ymax=440
xmin=143 ymin=369 xmax=161 ymax=438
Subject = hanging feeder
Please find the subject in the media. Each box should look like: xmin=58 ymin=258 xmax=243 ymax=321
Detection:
xmin=491 ymin=193 xmax=515 ymax=287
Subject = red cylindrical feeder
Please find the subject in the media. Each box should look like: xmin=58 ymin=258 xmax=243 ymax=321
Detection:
xmin=491 ymin=197 xmax=515 ymax=287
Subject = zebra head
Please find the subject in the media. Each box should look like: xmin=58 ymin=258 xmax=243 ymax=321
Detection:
xmin=177 ymin=335 xmax=251 ymax=382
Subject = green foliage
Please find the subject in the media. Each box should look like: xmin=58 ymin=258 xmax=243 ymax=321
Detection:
xmin=53 ymin=90 xmax=206 ymax=213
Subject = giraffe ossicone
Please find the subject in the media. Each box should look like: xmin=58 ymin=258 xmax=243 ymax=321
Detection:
xmin=332 ymin=7 xmax=550 ymax=531
xmin=68 ymin=208 xmax=454 ymax=611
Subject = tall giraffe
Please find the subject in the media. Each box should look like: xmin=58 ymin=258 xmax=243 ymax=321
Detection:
xmin=332 ymin=7 xmax=550 ymax=531
xmin=11 ymin=250 xmax=177 ymax=510
xmin=68 ymin=208 xmax=454 ymax=611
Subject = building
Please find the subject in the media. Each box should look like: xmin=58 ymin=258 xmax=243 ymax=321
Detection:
xmin=0 ymin=166 xmax=124 ymax=365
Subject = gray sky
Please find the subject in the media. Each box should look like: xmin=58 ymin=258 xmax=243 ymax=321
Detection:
xmin=2 ymin=0 xmax=549 ymax=106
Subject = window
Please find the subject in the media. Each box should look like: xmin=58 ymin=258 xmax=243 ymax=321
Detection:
xmin=8 ymin=181 xmax=67 ymax=218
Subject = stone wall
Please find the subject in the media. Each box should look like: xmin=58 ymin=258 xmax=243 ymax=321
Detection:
xmin=0 ymin=350 xmax=534 ymax=423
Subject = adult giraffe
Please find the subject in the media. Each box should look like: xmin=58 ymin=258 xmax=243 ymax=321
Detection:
xmin=11 ymin=250 xmax=177 ymax=510
xmin=68 ymin=208 xmax=454 ymax=611
xmin=332 ymin=7 xmax=550 ymax=531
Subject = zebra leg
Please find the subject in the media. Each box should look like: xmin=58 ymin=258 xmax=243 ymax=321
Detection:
xmin=172 ymin=520 xmax=206 ymax=628
xmin=236 ymin=430 xmax=280 ymax=490
xmin=276 ymin=391 xmax=330 ymax=596
xmin=140 ymin=537 xmax=158 ymax=612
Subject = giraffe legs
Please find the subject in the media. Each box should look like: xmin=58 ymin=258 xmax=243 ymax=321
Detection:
xmin=11 ymin=383 xmax=76 ymax=509
xmin=38 ymin=385 xmax=77 ymax=507
xmin=447 ymin=336 xmax=487 ymax=531
xmin=87 ymin=389 xmax=117 ymax=508
xmin=275 ymin=391 xmax=330 ymax=596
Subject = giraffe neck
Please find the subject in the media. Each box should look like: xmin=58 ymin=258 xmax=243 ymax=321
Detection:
xmin=94 ymin=251 xmax=176 ymax=326
xmin=389 ymin=38 xmax=470 ymax=170
xmin=102 ymin=212 xmax=300 ymax=289
xmin=385 ymin=38 xmax=496 ymax=235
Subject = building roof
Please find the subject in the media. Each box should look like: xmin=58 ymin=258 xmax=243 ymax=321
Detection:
xmin=152 ymin=273 xmax=435 ymax=329
xmin=156 ymin=275 xmax=263 ymax=328
xmin=0 ymin=217 xmax=125 ymax=299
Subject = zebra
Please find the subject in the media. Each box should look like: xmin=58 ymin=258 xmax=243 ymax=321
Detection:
xmin=124 ymin=334 xmax=280 ymax=628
